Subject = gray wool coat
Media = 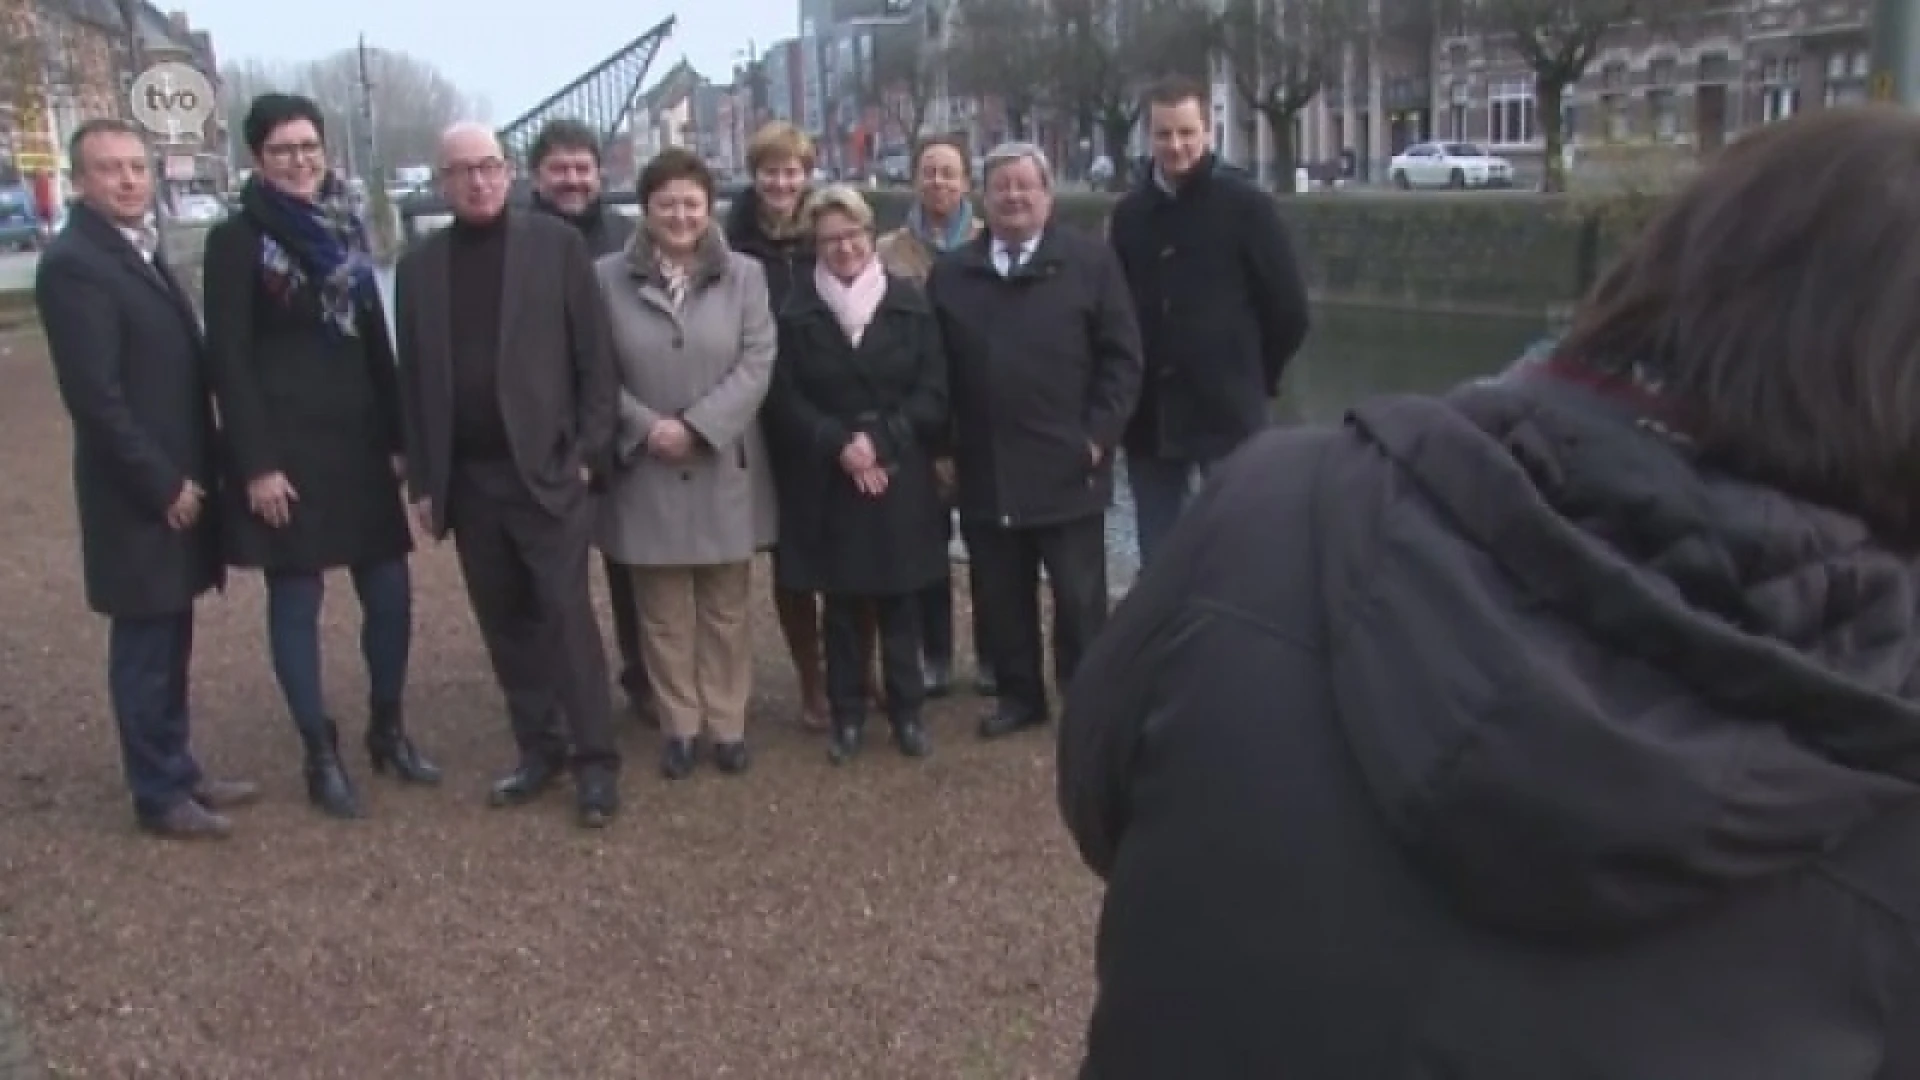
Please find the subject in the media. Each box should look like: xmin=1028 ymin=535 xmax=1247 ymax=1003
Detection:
xmin=595 ymin=225 xmax=778 ymax=567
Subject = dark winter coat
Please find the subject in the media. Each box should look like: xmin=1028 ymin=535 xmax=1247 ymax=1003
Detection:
xmin=1109 ymin=153 xmax=1310 ymax=462
xmin=201 ymin=213 xmax=412 ymax=573
xmin=724 ymin=187 xmax=812 ymax=319
xmin=35 ymin=203 xmax=223 ymax=617
xmin=926 ymin=226 xmax=1143 ymax=529
xmin=765 ymin=271 xmax=948 ymax=596
xmin=529 ymin=192 xmax=635 ymax=258
xmin=1060 ymin=363 xmax=1920 ymax=1078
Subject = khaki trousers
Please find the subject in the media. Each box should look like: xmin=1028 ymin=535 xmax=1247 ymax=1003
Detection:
xmin=629 ymin=561 xmax=754 ymax=742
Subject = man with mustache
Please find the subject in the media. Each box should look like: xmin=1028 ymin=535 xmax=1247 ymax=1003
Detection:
xmin=524 ymin=119 xmax=651 ymax=727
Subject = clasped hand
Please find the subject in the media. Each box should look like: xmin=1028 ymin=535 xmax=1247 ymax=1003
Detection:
xmin=647 ymin=416 xmax=694 ymax=461
xmin=840 ymin=434 xmax=887 ymax=497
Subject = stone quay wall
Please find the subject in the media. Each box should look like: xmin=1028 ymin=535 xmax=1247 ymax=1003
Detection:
xmin=859 ymin=188 xmax=1660 ymax=321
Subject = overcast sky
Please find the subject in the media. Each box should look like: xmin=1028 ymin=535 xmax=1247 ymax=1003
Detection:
xmin=181 ymin=0 xmax=791 ymax=123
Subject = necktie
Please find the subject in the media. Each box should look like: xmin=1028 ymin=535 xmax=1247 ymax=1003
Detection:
xmin=1001 ymin=243 xmax=1025 ymax=276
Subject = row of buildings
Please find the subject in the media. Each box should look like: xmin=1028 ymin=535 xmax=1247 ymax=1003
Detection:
xmin=619 ymin=0 xmax=1880 ymax=187
xmin=0 ymin=0 xmax=224 ymax=207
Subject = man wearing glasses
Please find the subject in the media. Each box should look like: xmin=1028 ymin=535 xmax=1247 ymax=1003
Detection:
xmin=392 ymin=122 xmax=622 ymax=828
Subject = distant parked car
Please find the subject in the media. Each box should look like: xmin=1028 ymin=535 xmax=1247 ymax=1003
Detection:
xmin=1389 ymin=142 xmax=1515 ymax=189
xmin=0 ymin=185 xmax=44 ymax=251
xmin=172 ymin=193 xmax=226 ymax=224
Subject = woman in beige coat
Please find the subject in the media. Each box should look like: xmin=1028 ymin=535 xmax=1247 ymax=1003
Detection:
xmin=596 ymin=148 xmax=777 ymax=780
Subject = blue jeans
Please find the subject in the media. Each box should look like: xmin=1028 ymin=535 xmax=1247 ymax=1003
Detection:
xmin=266 ymin=558 xmax=411 ymax=733
xmin=107 ymin=610 xmax=203 ymax=821
xmin=1128 ymin=455 xmax=1210 ymax=568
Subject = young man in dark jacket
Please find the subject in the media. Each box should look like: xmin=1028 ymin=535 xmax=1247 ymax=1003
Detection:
xmin=524 ymin=119 xmax=650 ymax=725
xmin=1108 ymin=76 xmax=1309 ymax=566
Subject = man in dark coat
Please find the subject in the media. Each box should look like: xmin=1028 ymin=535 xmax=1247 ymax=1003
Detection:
xmin=522 ymin=117 xmax=650 ymax=724
xmin=394 ymin=122 xmax=621 ymax=828
xmin=927 ymin=142 xmax=1142 ymax=739
xmin=35 ymin=118 xmax=256 ymax=838
xmin=1109 ymin=76 xmax=1309 ymax=566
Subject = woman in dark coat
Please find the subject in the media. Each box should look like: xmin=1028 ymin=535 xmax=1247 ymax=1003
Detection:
xmin=202 ymin=93 xmax=437 ymax=819
xmin=766 ymin=184 xmax=948 ymax=762
xmin=729 ymin=120 xmax=886 ymax=732
xmin=1061 ymin=105 xmax=1920 ymax=1078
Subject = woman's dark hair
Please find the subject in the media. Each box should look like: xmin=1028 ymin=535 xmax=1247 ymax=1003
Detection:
xmin=637 ymin=147 xmax=714 ymax=206
xmin=1555 ymin=104 xmax=1920 ymax=546
xmin=243 ymin=93 xmax=326 ymax=156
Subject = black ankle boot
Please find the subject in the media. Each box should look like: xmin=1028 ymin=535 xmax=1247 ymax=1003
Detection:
xmin=300 ymin=718 xmax=361 ymax=819
xmin=365 ymin=701 xmax=441 ymax=784
xmin=827 ymin=717 xmax=864 ymax=765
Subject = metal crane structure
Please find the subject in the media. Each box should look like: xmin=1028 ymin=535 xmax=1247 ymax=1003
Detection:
xmin=494 ymin=16 xmax=677 ymax=167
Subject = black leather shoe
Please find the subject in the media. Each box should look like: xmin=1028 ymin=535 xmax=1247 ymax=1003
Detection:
xmin=893 ymin=717 xmax=931 ymax=758
xmin=827 ymin=720 xmax=864 ymax=765
xmin=978 ymin=704 xmax=1045 ymax=740
xmin=575 ymin=770 xmax=618 ymax=828
xmin=138 ymin=799 xmax=231 ymax=839
xmin=488 ymin=756 xmax=565 ymax=807
xmin=712 ymin=740 xmax=750 ymax=775
xmin=660 ymin=738 xmax=698 ymax=780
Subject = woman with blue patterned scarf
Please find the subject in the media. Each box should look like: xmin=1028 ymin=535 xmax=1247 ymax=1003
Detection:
xmin=202 ymin=93 xmax=437 ymax=821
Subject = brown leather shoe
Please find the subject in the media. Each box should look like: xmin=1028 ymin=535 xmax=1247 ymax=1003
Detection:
xmin=193 ymin=779 xmax=260 ymax=810
xmin=138 ymin=800 xmax=232 ymax=840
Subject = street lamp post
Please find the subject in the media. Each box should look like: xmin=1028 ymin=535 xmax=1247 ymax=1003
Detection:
xmin=1870 ymin=0 xmax=1920 ymax=106
xmin=115 ymin=0 xmax=167 ymax=251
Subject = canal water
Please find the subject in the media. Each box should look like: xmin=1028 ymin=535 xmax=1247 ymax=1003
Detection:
xmin=374 ymin=272 xmax=1548 ymax=588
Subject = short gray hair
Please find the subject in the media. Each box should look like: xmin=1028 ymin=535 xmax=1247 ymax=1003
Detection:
xmin=981 ymin=141 xmax=1052 ymax=188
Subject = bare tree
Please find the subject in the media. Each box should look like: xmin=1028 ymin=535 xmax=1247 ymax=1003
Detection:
xmin=0 ymin=0 xmax=49 ymax=177
xmin=1051 ymin=0 xmax=1212 ymax=189
xmin=1210 ymin=0 xmax=1364 ymax=191
xmin=219 ymin=47 xmax=481 ymax=177
xmin=1438 ymin=0 xmax=1710 ymax=191
xmin=945 ymin=0 xmax=1051 ymax=138
xmin=869 ymin=19 xmax=938 ymax=145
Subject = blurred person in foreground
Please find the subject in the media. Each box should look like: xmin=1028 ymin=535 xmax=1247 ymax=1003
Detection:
xmin=1060 ymin=104 xmax=1920 ymax=1078
xmin=394 ymin=123 xmax=620 ymax=828
xmin=876 ymin=134 xmax=993 ymax=699
xmin=36 ymin=118 xmax=255 ymax=838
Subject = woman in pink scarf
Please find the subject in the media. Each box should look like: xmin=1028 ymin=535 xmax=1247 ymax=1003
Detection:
xmin=763 ymin=185 xmax=950 ymax=762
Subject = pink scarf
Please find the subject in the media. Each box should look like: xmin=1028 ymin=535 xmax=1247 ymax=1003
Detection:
xmin=815 ymin=257 xmax=886 ymax=345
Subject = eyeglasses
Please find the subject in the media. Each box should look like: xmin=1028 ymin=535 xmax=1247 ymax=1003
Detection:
xmin=442 ymin=158 xmax=507 ymax=182
xmin=262 ymin=140 xmax=324 ymax=161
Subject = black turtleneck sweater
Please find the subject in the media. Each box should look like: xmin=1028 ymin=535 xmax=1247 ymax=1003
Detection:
xmin=448 ymin=212 xmax=510 ymax=461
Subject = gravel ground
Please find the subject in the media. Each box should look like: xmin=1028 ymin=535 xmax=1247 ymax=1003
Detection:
xmin=0 ymin=331 xmax=1100 ymax=1078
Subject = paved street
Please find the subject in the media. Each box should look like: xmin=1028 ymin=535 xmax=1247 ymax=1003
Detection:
xmin=0 ymin=251 xmax=36 ymax=294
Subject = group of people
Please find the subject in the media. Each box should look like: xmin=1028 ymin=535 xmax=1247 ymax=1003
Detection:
xmin=39 ymin=51 xmax=1920 ymax=1075
xmin=35 ymin=76 xmax=1307 ymax=836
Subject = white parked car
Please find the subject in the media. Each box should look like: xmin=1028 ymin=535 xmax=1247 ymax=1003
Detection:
xmin=1389 ymin=142 xmax=1515 ymax=189
xmin=172 ymin=193 xmax=226 ymax=223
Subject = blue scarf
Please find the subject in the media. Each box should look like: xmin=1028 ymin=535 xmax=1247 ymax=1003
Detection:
xmin=905 ymin=199 xmax=974 ymax=253
xmin=242 ymin=172 xmax=377 ymax=338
